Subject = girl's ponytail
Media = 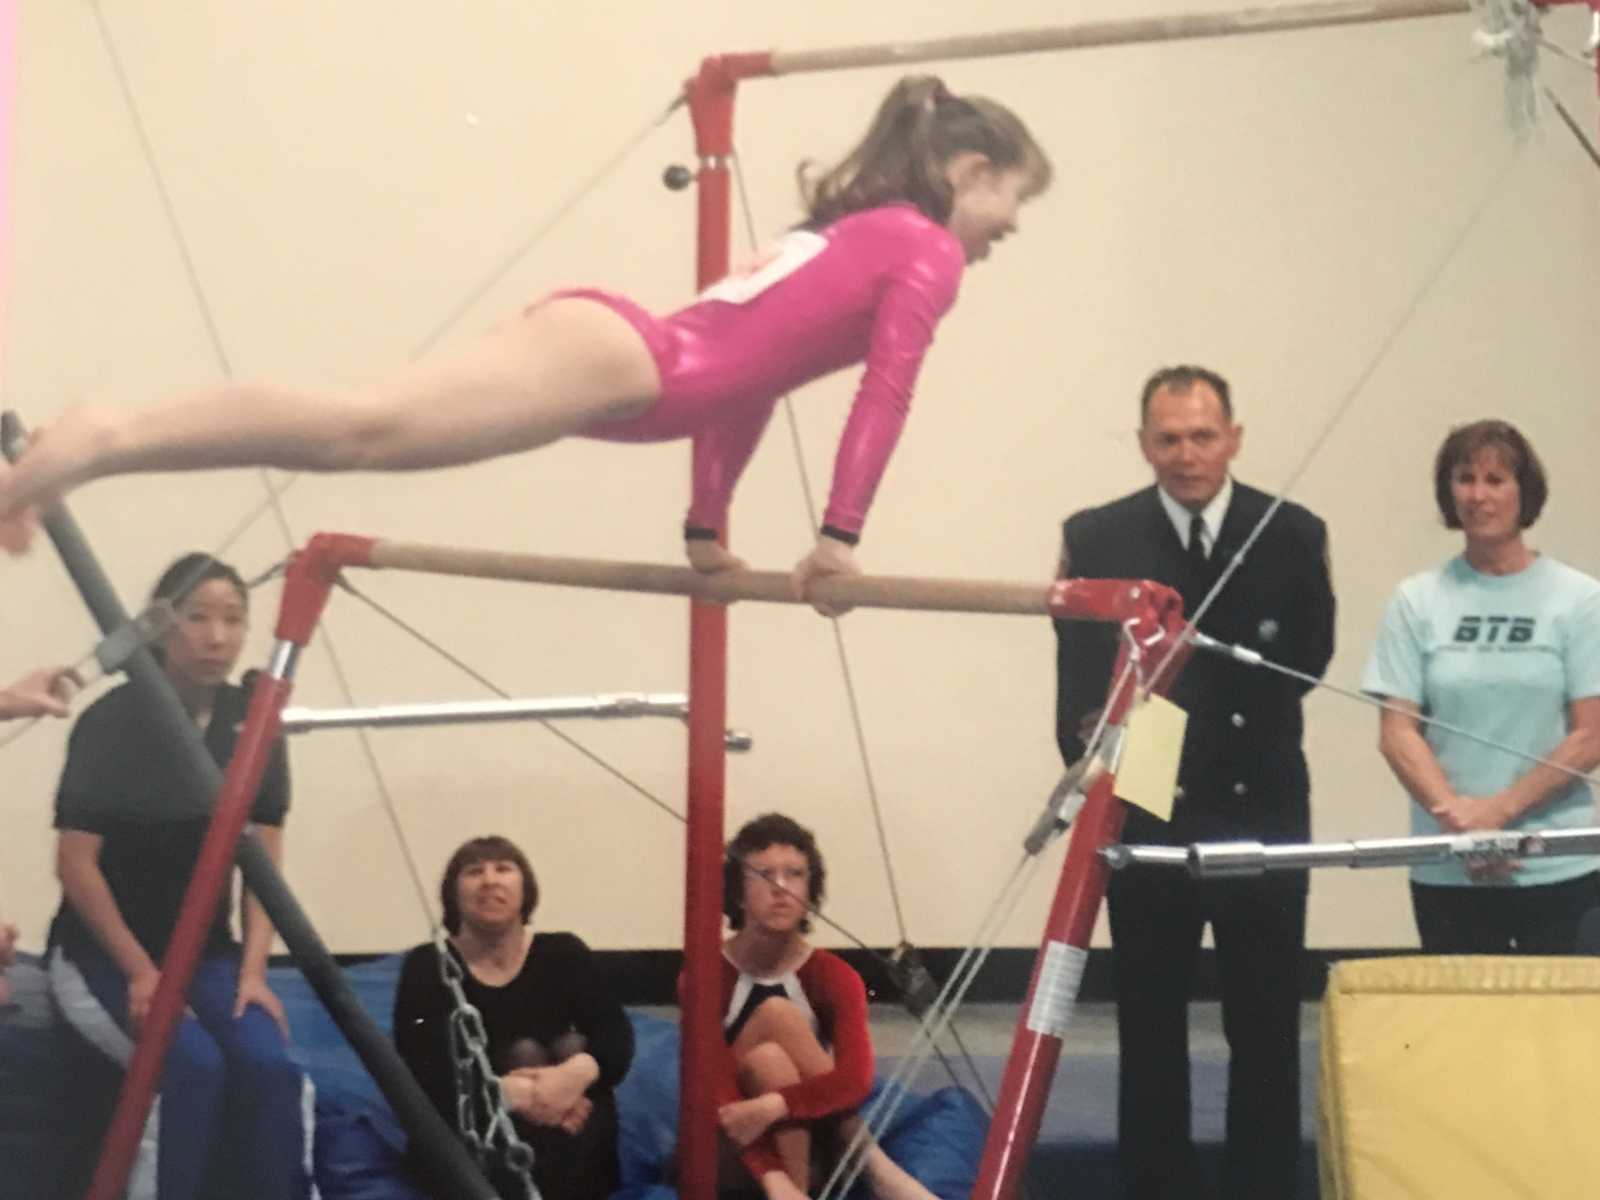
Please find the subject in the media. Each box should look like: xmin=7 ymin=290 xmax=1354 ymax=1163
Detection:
xmin=799 ymin=75 xmax=1050 ymax=228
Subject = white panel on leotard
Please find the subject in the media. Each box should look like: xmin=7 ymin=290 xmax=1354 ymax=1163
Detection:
xmin=722 ymin=948 xmax=819 ymax=1034
xmin=698 ymin=231 xmax=827 ymax=305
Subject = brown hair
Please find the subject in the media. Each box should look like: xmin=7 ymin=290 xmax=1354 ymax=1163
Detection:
xmin=440 ymin=835 xmax=539 ymax=934
xmin=151 ymin=552 xmax=248 ymax=611
xmin=1139 ymin=365 xmax=1234 ymax=422
xmin=1432 ymin=419 xmax=1548 ymax=530
xmin=801 ymin=75 xmax=1051 ymax=228
xmin=724 ymin=812 xmax=827 ymax=934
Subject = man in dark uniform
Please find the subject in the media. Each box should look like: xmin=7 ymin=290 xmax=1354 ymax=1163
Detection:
xmin=1054 ymin=365 xmax=1335 ymax=1200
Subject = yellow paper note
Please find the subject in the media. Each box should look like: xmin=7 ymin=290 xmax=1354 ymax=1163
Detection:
xmin=1114 ymin=694 xmax=1187 ymax=821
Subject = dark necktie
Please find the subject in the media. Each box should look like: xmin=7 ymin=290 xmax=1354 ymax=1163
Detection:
xmin=1187 ymin=512 xmax=1208 ymax=567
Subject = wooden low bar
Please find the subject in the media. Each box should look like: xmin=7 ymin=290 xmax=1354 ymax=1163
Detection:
xmin=367 ymin=539 xmax=1055 ymax=616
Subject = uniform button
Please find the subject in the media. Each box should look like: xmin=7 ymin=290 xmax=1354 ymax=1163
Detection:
xmin=1174 ymin=786 xmax=1185 ymax=800
xmin=1231 ymin=712 xmax=1246 ymax=729
xmin=1232 ymin=782 xmax=1248 ymax=796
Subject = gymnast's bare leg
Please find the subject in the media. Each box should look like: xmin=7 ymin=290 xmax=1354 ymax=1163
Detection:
xmin=726 ymin=997 xmax=938 ymax=1200
xmin=0 ymin=296 xmax=659 ymax=544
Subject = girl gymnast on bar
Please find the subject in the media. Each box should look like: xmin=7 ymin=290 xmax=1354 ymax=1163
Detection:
xmin=0 ymin=76 xmax=1050 ymax=608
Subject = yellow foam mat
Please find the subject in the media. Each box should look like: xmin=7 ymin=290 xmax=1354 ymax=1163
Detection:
xmin=1319 ymin=956 xmax=1600 ymax=1199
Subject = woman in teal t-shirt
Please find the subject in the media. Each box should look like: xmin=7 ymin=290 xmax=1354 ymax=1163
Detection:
xmin=1365 ymin=419 xmax=1600 ymax=953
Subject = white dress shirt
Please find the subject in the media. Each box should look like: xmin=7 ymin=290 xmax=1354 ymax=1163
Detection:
xmin=1156 ymin=476 xmax=1233 ymax=561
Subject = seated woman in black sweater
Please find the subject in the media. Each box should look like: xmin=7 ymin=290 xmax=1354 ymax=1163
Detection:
xmin=393 ymin=835 xmax=634 ymax=1200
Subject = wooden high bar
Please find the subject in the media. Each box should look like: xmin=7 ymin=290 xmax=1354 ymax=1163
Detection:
xmin=762 ymin=1 xmax=1471 ymax=77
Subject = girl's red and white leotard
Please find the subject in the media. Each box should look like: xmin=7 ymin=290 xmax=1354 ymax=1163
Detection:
xmin=680 ymin=946 xmax=875 ymax=1179
xmin=561 ymin=203 xmax=966 ymax=539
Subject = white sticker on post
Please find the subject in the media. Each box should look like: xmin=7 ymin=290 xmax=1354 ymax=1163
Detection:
xmin=1025 ymin=940 xmax=1088 ymax=1039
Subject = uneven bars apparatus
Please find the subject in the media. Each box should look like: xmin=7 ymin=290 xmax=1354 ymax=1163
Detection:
xmin=676 ymin=3 xmax=1593 ymax=1198
xmin=260 ymin=534 xmax=1195 ymax=1199
xmin=9 ymin=3 xmax=1587 ymax=1195
xmin=330 ymin=542 xmax=1195 ymax=1199
xmin=113 ymin=524 xmax=1192 ymax=1198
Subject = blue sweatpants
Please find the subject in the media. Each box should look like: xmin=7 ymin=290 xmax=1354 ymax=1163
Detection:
xmin=49 ymin=946 xmax=317 ymax=1200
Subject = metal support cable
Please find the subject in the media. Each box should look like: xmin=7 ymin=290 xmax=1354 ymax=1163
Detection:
xmin=1147 ymin=140 xmax=1527 ymax=692
xmin=730 ymin=146 xmax=912 ymax=948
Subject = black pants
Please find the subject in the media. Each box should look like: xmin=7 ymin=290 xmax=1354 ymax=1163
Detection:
xmin=1410 ymin=871 xmax=1600 ymax=954
xmin=413 ymin=1091 xmax=620 ymax=1200
xmin=1107 ymin=866 xmax=1308 ymax=1200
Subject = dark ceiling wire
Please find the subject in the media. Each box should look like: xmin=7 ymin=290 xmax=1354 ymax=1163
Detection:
xmin=1196 ymin=634 xmax=1600 ymax=789
xmin=728 ymin=147 xmax=912 ymax=951
xmin=260 ymin=498 xmax=444 ymax=921
xmin=338 ymin=577 xmax=888 ymax=951
xmin=1543 ymin=86 xmax=1600 ymax=172
xmin=4 ymin=4 xmax=301 ymax=783
xmin=77 ymin=62 xmax=458 ymax=930
xmin=70 ymin=3 xmax=308 ymax=634
xmin=87 ymin=0 xmax=446 ymax=924
xmin=73 ymin=12 xmax=1020 ymax=1124
xmin=331 ymin=574 xmax=1000 ymax=1111
xmin=224 ymin=91 xmax=694 ymax=914
xmin=47 ymin=17 xmax=916 ymax=973
xmin=410 ymin=92 xmax=686 ymax=359
xmin=83 ymin=9 xmax=916 ymax=1002
xmin=722 ymin=147 xmax=1004 ymax=1117
xmin=80 ymin=3 xmax=702 ymax=924
xmin=97 ymin=0 xmax=683 ymax=576
xmin=1145 ymin=138 xmax=1528 ymax=694
xmin=90 ymin=1 xmax=233 ymax=379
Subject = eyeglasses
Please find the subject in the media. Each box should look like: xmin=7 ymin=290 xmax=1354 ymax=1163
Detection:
xmin=750 ymin=865 xmax=810 ymax=887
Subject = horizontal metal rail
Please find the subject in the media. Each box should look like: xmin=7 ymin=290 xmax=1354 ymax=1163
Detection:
xmin=280 ymin=692 xmax=753 ymax=750
xmin=1106 ymin=826 xmax=1600 ymax=878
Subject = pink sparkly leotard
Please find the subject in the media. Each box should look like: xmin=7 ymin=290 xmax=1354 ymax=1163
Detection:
xmin=562 ymin=202 xmax=965 ymax=540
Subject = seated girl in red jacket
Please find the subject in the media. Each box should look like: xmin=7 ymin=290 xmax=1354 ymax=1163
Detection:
xmin=690 ymin=812 xmax=937 ymax=1200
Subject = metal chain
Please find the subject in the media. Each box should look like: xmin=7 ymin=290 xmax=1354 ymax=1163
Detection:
xmin=436 ymin=932 xmax=541 ymax=1200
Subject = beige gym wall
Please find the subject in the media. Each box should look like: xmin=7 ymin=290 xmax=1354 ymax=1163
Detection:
xmin=2 ymin=0 xmax=1596 ymax=955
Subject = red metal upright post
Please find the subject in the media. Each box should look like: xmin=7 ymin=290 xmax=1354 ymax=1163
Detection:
xmin=85 ymin=534 xmax=374 ymax=1200
xmin=85 ymin=676 xmax=299 ymax=1200
xmin=679 ymin=52 xmax=767 ymax=1200
xmin=972 ymin=580 xmax=1191 ymax=1200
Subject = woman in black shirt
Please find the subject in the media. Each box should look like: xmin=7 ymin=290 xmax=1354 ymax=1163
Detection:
xmin=394 ymin=834 xmax=634 ymax=1200
xmin=46 ymin=553 xmax=310 ymax=1200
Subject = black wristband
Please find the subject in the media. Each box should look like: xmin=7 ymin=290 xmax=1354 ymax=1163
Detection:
xmin=683 ymin=525 xmax=719 ymax=542
xmin=819 ymin=524 xmax=860 ymax=546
